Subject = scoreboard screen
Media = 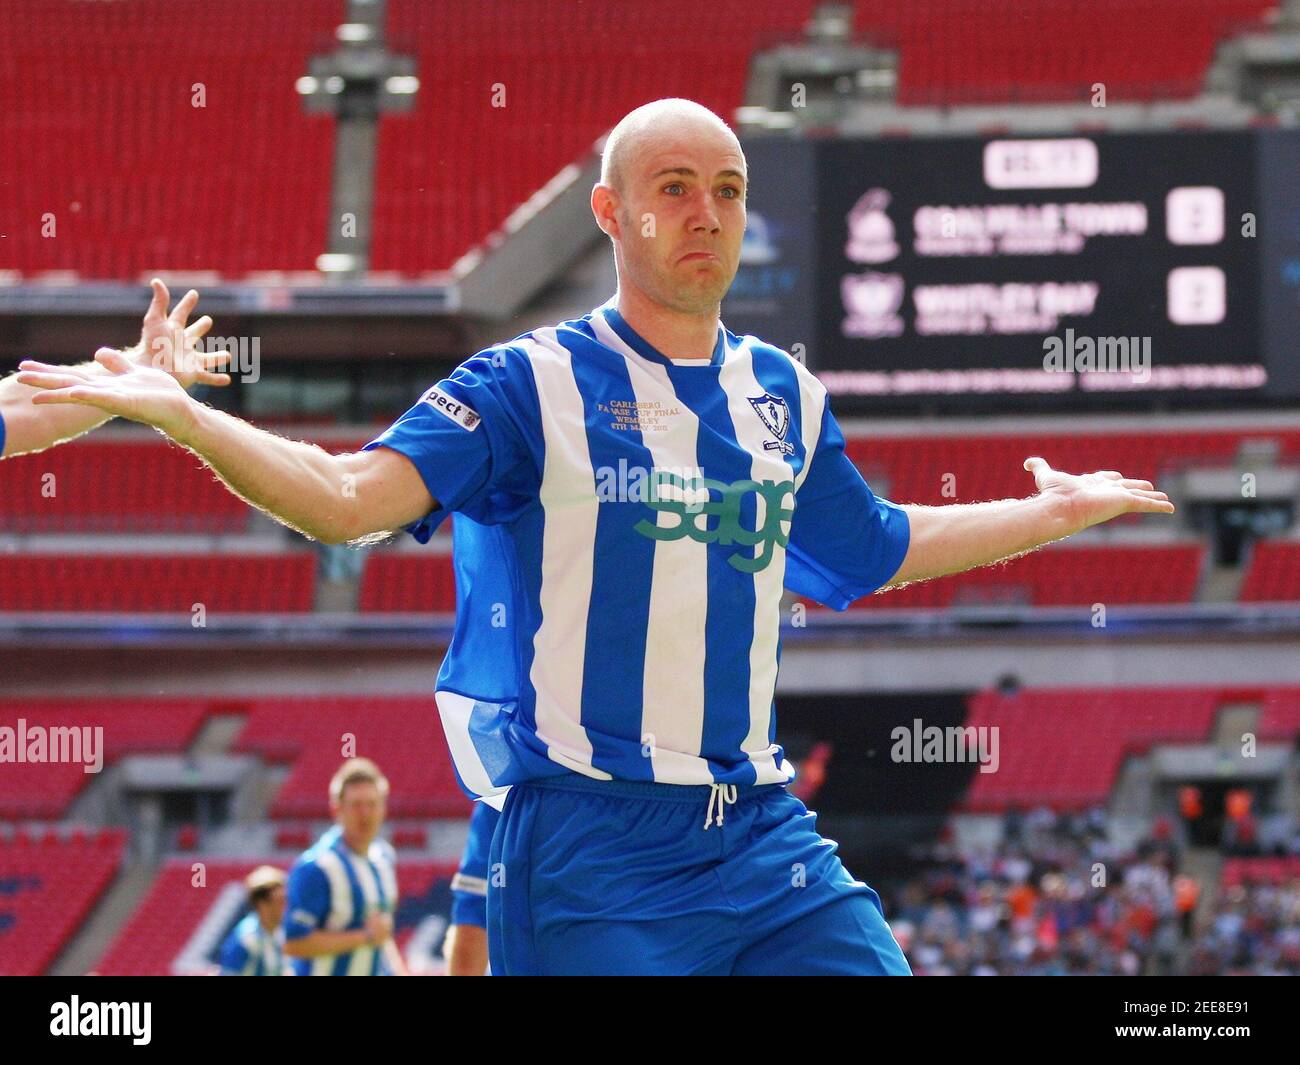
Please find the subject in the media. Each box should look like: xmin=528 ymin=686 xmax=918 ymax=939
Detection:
xmin=726 ymin=130 xmax=1299 ymax=410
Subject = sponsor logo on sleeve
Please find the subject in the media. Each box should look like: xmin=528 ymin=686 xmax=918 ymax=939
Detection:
xmin=421 ymin=385 xmax=481 ymax=430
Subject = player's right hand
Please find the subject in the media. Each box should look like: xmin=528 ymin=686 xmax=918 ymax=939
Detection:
xmin=365 ymin=911 xmax=394 ymax=945
xmin=16 ymin=347 xmax=199 ymax=441
xmin=131 ymin=278 xmax=232 ymax=389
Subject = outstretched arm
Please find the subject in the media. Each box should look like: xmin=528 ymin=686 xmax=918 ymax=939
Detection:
xmin=0 ymin=279 xmax=227 ymax=459
xmin=882 ymin=457 xmax=1175 ymax=589
xmin=15 ymin=348 xmax=435 ymax=544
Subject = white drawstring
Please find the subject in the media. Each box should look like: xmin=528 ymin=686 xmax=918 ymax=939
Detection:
xmin=703 ymin=782 xmax=737 ymax=830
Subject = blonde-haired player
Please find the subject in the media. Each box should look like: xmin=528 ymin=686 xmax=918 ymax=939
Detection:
xmin=282 ymin=758 xmax=407 ymax=976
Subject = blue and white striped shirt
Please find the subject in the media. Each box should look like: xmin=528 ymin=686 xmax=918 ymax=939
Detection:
xmin=368 ymin=300 xmax=910 ymax=799
xmin=218 ymin=912 xmax=288 ymax=976
xmin=283 ymin=826 xmax=399 ymax=976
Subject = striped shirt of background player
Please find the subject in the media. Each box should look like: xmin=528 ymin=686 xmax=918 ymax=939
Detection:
xmin=219 ymin=912 xmax=288 ymax=976
xmin=284 ymin=825 xmax=399 ymax=976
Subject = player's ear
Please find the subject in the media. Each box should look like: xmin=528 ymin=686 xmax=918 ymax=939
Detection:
xmin=591 ymin=183 xmax=621 ymax=240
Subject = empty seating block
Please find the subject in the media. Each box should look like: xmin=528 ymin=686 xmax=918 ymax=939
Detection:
xmin=852 ymin=0 xmax=1277 ymax=105
xmin=846 ymin=429 xmax=1300 ymax=511
xmin=0 ymin=439 xmax=252 ymax=533
xmin=359 ymin=552 xmax=456 ymax=613
xmin=0 ymin=0 xmax=1281 ymax=280
xmin=232 ymin=697 xmax=468 ymax=819
xmin=808 ymin=543 xmax=1203 ymax=609
xmin=0 ymin=554 xmax=316 ymax=613
xmin=1240 ymin=541 xmax=1300 ymax=603
xmin=962 ymin=687 xmax=1223 ymax=811
xmin=0 ymin=1 xmax=339 ymax=278
xmin=0 ymin=830 xmax=125 ymax=975
xmin=0 ymin=698 xmax=211 ymax=818
xmin=372 ymin=0 xmax=815 ymax=275
xmin=1259 ymin=687 xmax=1300 ymax=742
xmin=1221 ymin=856 xmax=1300 ymax=887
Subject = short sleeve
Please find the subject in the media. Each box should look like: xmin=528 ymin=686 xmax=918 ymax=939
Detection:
xmin=785 ymin=403 xmax=910 ymax=610
xmin=217 ymin=925 xmax=250 ymax=975
xmin=283 ymin=862 xmax=331 ymax=940
xmin=362 ymin=347 xmax=539 ymax=543
xmin=450 ymin=802 xmax=498 ymax=927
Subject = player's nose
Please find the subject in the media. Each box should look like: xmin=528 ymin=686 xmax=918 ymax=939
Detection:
xmin=687 ymin=191 xmax=722 ymax=233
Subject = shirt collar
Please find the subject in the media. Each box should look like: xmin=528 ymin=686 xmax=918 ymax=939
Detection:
xmin=598 ymin=301 xmax=727 ymax=368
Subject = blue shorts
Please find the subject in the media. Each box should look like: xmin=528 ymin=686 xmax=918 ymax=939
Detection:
xmin=486 ymin=772 xmax=911 ymax=975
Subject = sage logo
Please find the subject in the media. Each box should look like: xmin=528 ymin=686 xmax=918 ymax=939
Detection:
xmin=50 ymin=996 xmax=151 ymax=1045
xmin=634 ymin=473 xmax=795 ymax=573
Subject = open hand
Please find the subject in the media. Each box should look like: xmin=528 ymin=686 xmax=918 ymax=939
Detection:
xmin=1024 ymin=456 xmax=1175 ymax=534
xmin=128 ymin=278 xmax=231 ymax=389
xmin=17 ymin=347 xmax=198 ymax=441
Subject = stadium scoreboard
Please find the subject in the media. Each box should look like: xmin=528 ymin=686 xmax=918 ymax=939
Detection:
xmin=725 ymin=129 xmax=1300 ymax=410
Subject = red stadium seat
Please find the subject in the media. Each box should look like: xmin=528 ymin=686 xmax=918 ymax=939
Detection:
xmin=0 ymin=438 xmax=253 ymax=533
xmin=0 ymin=699 xmax=211 ymax=818
xmin=0 ymin=831 xmax=125 ymax=975
xmin=844 ymin=427 xmax=1300 ymax=510
xmin=962 ymin=687 xmax=1226 ymax=811
xmin=358 ymin=551 xmax=456 ymax=613
xmin=371 ymin=0 xmax=817 ymax=275
xmin=0 ymin=554 xmax=316 ymax=613
xmin=1240 ymin=541 xmax=1300 ymax=603
xmin=391 ymin=826 xmax=428 ymax=849
xmin=232 ymin=697 xmax=470 ymax=819
xmin=1221 ymin=856 xmax=1300 ymax=887
xmin=852 ymin=0 xmax=1277 ymax=106
xmin=273 ymin=826 xmax=312 ymax=851
xmin=0 ymin=1 xmax=339 ymax=279
xmin=1259 ymin=686 xmax=1300 ymax=741
xmin=0 ymin=1 xmax=1281 ymax=279
xmin=804 ymin=543 xmax=1205 ymax=609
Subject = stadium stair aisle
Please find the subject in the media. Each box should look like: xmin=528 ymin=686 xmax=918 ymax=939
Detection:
xmin=186 ymin=712 xmax=251 ymax=757
xmin=48 ymin=863 xmax=159 ymax=977
xmin=1174 ymin=847 xmax=1225 ymax=975
xmin=1198 ymin=561 xmax=1250 ymax=603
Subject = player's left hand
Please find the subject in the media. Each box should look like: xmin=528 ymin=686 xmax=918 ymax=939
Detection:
xmin=17 ymin=347 xmax=199 ymax=440
xmin=1024 ymin=456 xmax=1175 ymax=533
xmin=127 ymin=278 xmax=231 ymax=389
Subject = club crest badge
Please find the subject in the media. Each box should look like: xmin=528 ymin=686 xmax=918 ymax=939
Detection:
xmin=748 ymin=393 xmax=795 ymax=455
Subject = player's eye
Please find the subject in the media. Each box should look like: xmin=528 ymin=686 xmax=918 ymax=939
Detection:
xmin=663 ymin=183 xmax=684 ymax=195
xmin=719 ymin=185 xmax=741 ymax=199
